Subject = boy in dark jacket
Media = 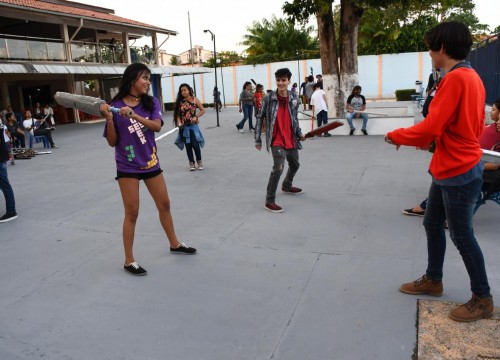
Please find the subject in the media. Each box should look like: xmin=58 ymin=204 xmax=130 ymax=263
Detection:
xmin=255 ymin=68 xmax=305 ymax=213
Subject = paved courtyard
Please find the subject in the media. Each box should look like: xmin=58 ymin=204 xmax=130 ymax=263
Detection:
xmin=0 ymin=105 xmax=498 ymax=359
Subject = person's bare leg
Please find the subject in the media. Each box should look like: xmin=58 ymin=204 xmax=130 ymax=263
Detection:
xmin=413 ymin=204 xmax=425 ymax=212
xmin=118 ymin=178 xmax=140 ymax=264
xmin=144 ymin=174 xmax=180 ymax=248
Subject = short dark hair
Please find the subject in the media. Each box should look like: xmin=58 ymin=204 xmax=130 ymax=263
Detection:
xmin=351 ymin=85 xmax=362 ymax=95
xmin=275 ymin=68 xmax=292 ymax=80
xmin=493 ymin=98 xmax=500 ymax=110
xmin=425 ymin=21 xmax=472 ymax=60
xmin=313 ymin=83 xmax=322 ymax=90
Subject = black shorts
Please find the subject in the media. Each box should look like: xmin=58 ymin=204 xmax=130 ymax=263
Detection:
xmin=115 ymin=168 xmax=163 ymax=181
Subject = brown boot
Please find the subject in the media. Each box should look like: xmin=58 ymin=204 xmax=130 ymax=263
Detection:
xmin=449 ymin=294 xmax=494 ymax=322
xmin=399 ymin=274 xmax=443 ymax=296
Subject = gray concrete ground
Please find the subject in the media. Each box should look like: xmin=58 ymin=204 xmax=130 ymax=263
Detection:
xmin=0 ymin=104 xmax=498 ymax=360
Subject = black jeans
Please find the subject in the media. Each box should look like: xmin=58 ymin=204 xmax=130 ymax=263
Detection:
xmin=266 ymin=146 xmax=300 ymax=203
xmin=316 ymin=110 xmax=328 ymax=128
xmin=34 ymin=129 xmax=54 ymax=147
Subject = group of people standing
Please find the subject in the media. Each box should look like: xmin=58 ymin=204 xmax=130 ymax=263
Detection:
xmin=236 ymin=81 xmax=266 ymax=133
xmin=4 ymin=22 xmax=495 ymax=328
xmin=299 ymin=74 xmax=323 ymax=112
xmin=256 ymin=21 xmax=497 ymax=324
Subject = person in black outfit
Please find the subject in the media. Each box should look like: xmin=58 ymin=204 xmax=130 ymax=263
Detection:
xmin=5 ymin=112 xmax=26 ymax=148
xmin=422 ymin=68 xmax=442 ymax=118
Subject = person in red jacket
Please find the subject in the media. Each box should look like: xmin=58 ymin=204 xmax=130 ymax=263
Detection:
xmin=385 ymin=21 xmax=494 ymax=322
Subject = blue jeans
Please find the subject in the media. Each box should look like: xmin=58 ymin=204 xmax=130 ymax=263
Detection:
xmin=185 ymin=128 xmax=201 ymax=164
xmin=424 ymin=177 xmax=490 ymax=297
xmin=346 ymin=112 xmax=368 ymax=130
xmin=0 ymin=161 xmax=16 ymax=214
xmin=238 ymin=103 xmax=254 ymax=130
xmin=316 ymin=110 xmax=328 ymax=128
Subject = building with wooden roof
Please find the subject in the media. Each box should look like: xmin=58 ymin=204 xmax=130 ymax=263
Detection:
xmin=0 ymin=0 xmax=209 ymax=122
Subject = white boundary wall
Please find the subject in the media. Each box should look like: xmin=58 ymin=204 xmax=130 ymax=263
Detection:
xmin=162 ymin=52 xmax=432 ymax=105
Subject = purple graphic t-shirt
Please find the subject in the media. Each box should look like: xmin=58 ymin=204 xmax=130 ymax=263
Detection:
xmin=103 ymin=97 xmax=163 ymax=173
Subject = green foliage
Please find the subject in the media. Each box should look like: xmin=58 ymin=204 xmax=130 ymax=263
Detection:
xmin=169 ymin=56 xmax=179 ymax=65
xmin=358 ymin=0 xmax=491 ymax=55
xmin=84 ymin=80 xmax=96 ymax=92
xmin=282 ymin=0 xmax=319 ymax=24
xmin=395 ymin=89 xmax=418 ymax=101
xmin=203 ymin=51 xmax=241 ymax=68
xmin=240 ymin=15 xmax=318 ymax=64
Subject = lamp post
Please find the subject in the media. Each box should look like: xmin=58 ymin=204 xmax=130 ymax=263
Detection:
xmin=216 ymin=58 xmax=226 ymax=108
xmin=296 ymin=51 xmax=300 ymax=88
xmin=203 ymin=29 xmax=219 ymax=127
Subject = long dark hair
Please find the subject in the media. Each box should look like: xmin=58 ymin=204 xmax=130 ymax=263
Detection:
xmin=351 ymin=85 xmax=362 ymax=95
xmin=112 ymin=63 xmax=154 ymax=111
xmin=173 ymin=83 xmax=194 ymax=124
xmin=242 ymin=81 xmax=252 ymax=90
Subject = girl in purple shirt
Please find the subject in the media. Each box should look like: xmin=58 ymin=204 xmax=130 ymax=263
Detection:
xmin=101 ymin=63 xmax=196 ymax=276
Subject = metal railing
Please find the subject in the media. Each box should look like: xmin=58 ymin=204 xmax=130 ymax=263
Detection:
xmin=0 ymin=34 xmax=65 ymax=61
xmin=0 ymin=34 xmax=156 ymax=65
xmin=69 ymin=40 xmax=120 ymax=63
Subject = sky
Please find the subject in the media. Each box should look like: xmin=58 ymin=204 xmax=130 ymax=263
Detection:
xmin=77 ymin=0 xmax=499 ymax=55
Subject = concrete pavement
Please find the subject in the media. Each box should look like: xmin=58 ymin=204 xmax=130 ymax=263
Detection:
xmin=0 ymin=104 xmax=498 ymax=360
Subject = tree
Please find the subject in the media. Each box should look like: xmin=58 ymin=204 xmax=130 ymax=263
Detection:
xmin=358 ymin=0 xmax=490 ymax=54
xmin=240 ymin=15 xmax=319 ymax=65
xmin=169 ymin=56 xmax=179 ymax=65
xmin=283 ymin=0 xmax=488 ymax=116
xmin=203 ymin=51 xmax=241 ymax=68
xmin=284 ymin=0 xmax=371 ymax=116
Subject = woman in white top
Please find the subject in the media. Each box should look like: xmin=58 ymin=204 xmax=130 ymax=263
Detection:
xmin=43 ymin=103 xmax=55 ymax=127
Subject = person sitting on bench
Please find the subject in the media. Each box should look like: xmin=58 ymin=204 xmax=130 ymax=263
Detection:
xmin=22 ymin=111 xmax=58 ymax=149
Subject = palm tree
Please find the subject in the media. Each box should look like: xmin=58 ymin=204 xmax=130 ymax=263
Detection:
xmin=240 ymin=15 xmax=318 ymax=64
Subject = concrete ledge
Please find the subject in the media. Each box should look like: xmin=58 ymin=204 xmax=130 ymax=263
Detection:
xmin=299 ymin=116 xmax=415 ymax=136
xmin=299 ymin=103 xmax=417 ymax=135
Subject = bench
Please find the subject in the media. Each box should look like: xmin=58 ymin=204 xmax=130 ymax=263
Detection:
xmin=474 ymin=169 xmax=500 ymax=214
xmin=26 ymin=132 xmax=50 ymax=149
xmin=298 ymin=115 xmax=415 ymax=136
xmin=474 ymin=190 xmax=500 ymax=214
xmin=35 ymin=135 xmax=50 ymax=148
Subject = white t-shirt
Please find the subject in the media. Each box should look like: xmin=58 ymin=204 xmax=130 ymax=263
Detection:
xmin=310 ymin=89 xmax=328 ymax=116
xmin=23 ymin=119 xmax=36 ymax=135
xmin=1 ymin=122 xmax=9 ymax=142
xmin=43 ymin=106 xmax=54 ymax=123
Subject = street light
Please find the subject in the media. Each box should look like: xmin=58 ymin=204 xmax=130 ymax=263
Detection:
xmin=203 ymin=29 xmax=219 ymax=127
xmin=296 ymin=51 xmax=300 ymax=89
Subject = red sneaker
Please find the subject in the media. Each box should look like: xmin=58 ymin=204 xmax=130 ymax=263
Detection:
xmin=264 ymin=203 xmax=283 ymax=213
xmin=282 ymin=186 xmax=303 ymax=194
